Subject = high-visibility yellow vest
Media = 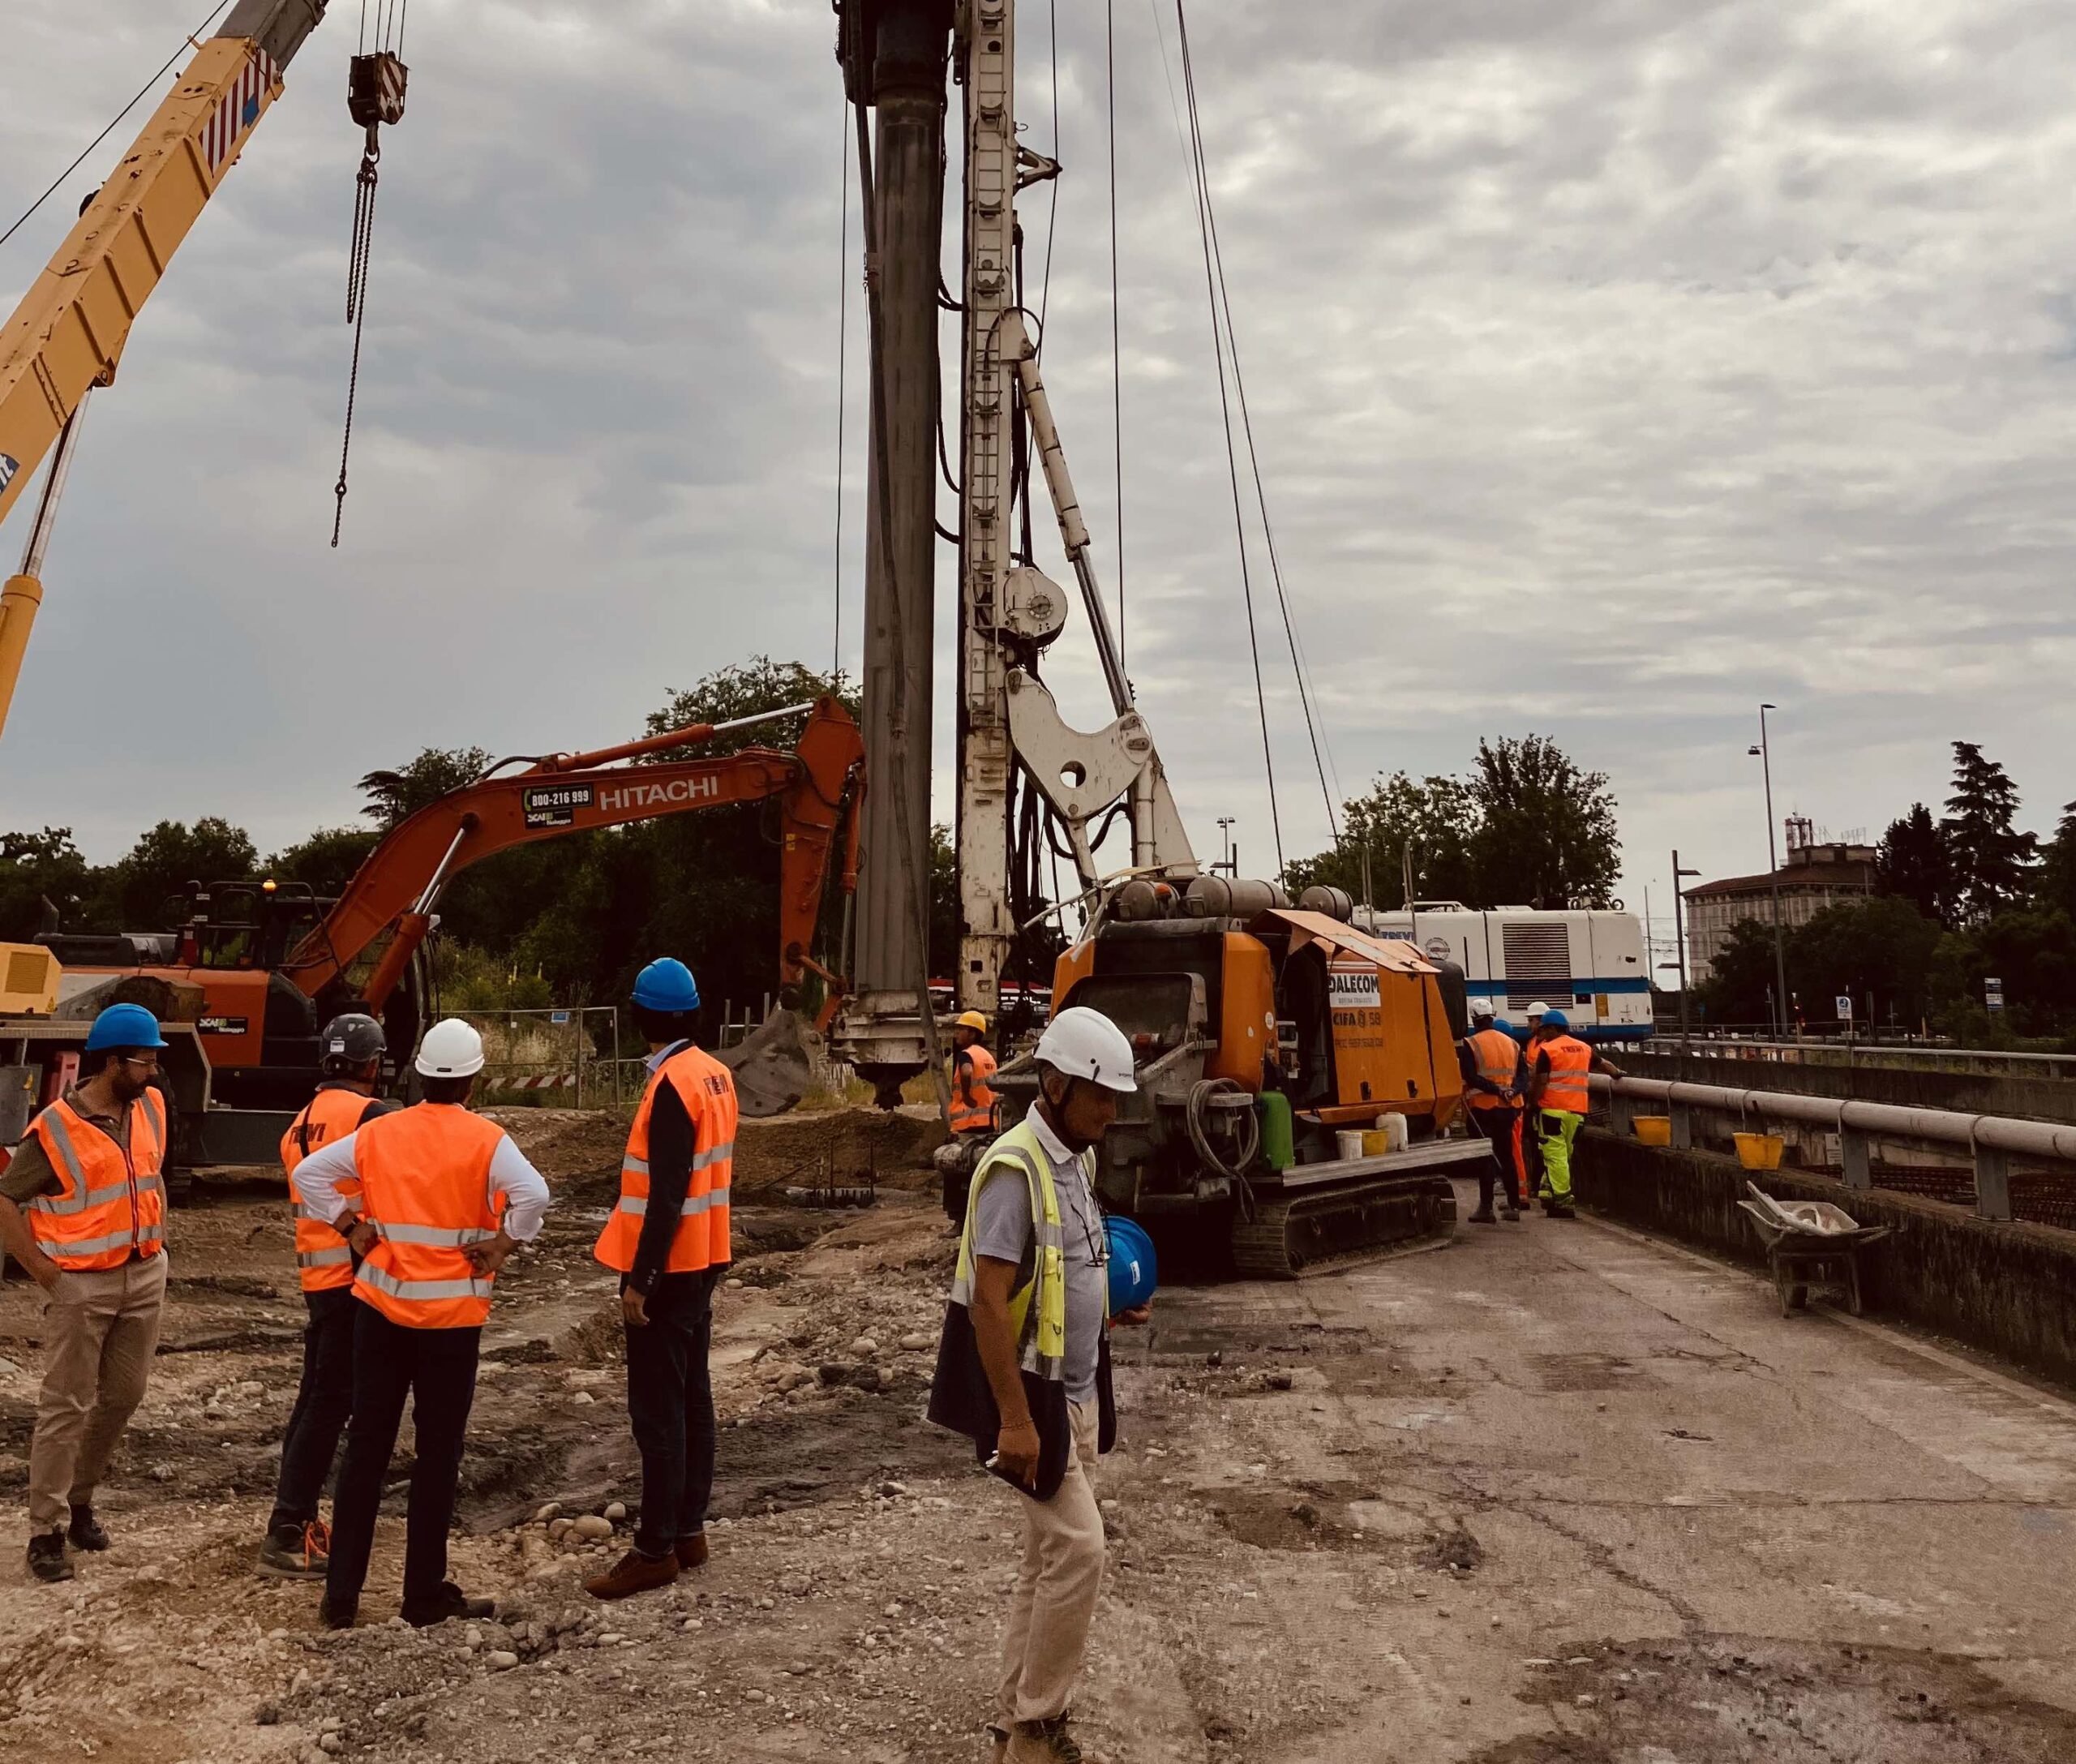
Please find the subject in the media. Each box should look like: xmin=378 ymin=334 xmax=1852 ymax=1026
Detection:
xmin=947 ymin=1118 xmax=1073 ymax=1381
xmin=1465 ymin=1028 xmax=1520 ymax=1109
xmin=25 ymin=1089 xmax=167 ymax=1271
xmin=594 ymin=1043 xmax=736 ymax=1276
xmin=281 ymin=1087 xmax=371 ymax=1294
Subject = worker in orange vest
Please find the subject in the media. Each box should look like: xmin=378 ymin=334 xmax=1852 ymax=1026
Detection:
xmin=1456 ymin=1000 xmax=1525 ymax=1222
xmin=585 ymin=958 xmax=736 ymax=1600
xmin=1525 ymin=1011 xmax=1625 ymax=1218
xmin=949 ymin=1010 xmax=999 ymax=1138
xmin=255 ymin=1013 xmax=397 ymax=1581
xmin=0 ymin=1003 xmax=171 ymax=1586
xmin=290 ymin=1017 xmax=552 ymax=1629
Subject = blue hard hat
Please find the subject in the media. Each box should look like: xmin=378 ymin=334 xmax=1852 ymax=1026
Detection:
xmin=633 ymin=957 xmax=701 ymax=1012
xmin=84 ymin=1002 xmax=169 ymax=1053
xmin=1541 ymin=1009 xmax=1569 ymax=1030
xmin=1104 ymin=1215 xmax=1158 ymax=1312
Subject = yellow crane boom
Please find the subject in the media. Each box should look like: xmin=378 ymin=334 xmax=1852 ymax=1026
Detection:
xmin=0 ymin=0 xmax=333 ymax=735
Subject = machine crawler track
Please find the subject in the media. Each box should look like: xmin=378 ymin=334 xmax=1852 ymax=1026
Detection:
xmin=1231 ymin=1176 xmax=1459 ymax=1279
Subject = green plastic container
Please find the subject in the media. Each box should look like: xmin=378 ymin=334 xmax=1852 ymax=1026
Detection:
xmin=1256 ymin=1092 xmax=1295 ymax=1172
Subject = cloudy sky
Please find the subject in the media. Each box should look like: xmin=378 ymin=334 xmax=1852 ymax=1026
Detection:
xmin=5 ymin=0 xmax=2074 ymax=964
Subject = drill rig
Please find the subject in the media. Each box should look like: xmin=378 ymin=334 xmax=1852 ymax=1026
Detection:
xmin=833 ymin=2 xmax=1490 ymax=1273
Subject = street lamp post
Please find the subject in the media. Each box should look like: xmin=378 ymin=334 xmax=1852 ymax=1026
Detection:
xmin=1216 ymin=817 xmax=1236 ymax=878
xmin=1672 ymin=849 xmax=1700 ymax=1048
xmin=1748 ymin=704 xmax=1790 ymax=1039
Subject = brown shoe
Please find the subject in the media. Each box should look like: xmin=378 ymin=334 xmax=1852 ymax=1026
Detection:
xmin=584 ymin=1547 xmax=679 ymax=1601
xmin=1007 ymin=1715 xmax=1083 ymax=1762
xmin=674 ymin=1532 xmax=710 ymax=1571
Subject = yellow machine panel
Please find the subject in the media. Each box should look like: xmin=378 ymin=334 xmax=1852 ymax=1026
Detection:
xmin=0 ymin=942 xmax=61 ymax=1014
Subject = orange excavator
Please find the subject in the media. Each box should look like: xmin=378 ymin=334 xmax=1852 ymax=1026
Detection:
xmin=18 ymin=697 xmax=864 ymax=1163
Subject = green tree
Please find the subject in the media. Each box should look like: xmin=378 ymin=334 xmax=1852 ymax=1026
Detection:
xmin=1941 ymin=742 xmax=2036 ymax=924
xmin=268 ymin=826 xmax=380 ymax=898
xmin=1975 ymin=908 xmax=2076 ymax=1038
xmin=0 ymin=828 xmax=98 ymax=940
xmin=1285 ymin=734 xmax=1619 ymax=910
xmin=358 ymin=747 xmax=491 ymax=830
xmin=2035 ymin=800 xmax=2076 ymax=923
xmin=105 ymin=818 xmax=259 ymax=929
xmin=1791 ymin=896 xmax=1943 ymax=1028
xmin=1877 ymin=803 xmax=1955 ymax=929
xmin=1467 ymin=735 xmax=1619 ymax=908
xmin=1695 ymin=919 xmax=1780 ymax=1028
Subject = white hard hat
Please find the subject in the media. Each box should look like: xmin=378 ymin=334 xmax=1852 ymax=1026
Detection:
xmin=1525 ymin=1001 xmax=1551 ymax=1018
xmin=1469 ymin=998 xmax=1496 ymax=1020
xmin=1034 ymin=1005 xmax=1137 ymax=1095
xmin=415 ymin=1017 xmax=486 ymax=1079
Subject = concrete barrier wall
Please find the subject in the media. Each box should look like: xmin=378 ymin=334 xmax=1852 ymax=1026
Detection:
xmin=1575 ymin=1127 xmax=2076 ymax=1391
xmin=1626 ymin=1049 xmax=2076 ymax=1127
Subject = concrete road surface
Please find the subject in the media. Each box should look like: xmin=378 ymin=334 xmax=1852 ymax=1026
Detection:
xmin=1091 ymin=1179 xmax=2076 ymax=1761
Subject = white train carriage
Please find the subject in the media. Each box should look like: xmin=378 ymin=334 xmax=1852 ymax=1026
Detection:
xmin=1354 ymin=903 xmax=1654 ymax=1044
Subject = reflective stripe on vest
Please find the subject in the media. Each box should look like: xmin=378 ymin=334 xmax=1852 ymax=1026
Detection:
xmin=349 ymin=1105 xmax=508 ymax=1328
xmin=948 ymin=1045 xmax=999 ymax=1135
xmin=1465 ymin=1028 xmax=1519 ymax=1109
xmin=1538 ymin=1036 xmax=1593 ymax=1114
xmin=946 ymin=1118 xmax=1074 ymax=1381
xmin=281 ymin=1088 xmax=371 ymax=1294
xmin=25 ymin=1090 xmax=168 ymax=1271
xmin=594 ymin=1047 xmax=737 ymax=1277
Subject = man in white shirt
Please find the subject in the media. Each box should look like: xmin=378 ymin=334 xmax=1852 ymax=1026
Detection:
xmin=290 ymin=1018 xmax=552 ymax=1629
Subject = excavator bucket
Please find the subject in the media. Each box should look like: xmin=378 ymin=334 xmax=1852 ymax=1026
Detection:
xmin=714 ymin=1007 xmax=817 ymax=1118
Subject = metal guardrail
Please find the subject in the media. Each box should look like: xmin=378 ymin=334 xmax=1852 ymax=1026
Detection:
xmin=1649 ymin=1038 xmax=2076 ymax=1079
xmin=1594 ymin=1073 xmax=2076 ymax=1224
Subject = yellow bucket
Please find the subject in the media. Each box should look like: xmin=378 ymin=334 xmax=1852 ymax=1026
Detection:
xmin=1633 ymin=1115 xmax=1672 ymax=1147
xmin=1735 ymin=1131 xmax=1784 ymax=1171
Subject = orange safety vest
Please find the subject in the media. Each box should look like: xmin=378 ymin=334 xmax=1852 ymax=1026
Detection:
xmin=1536 ymin=1035 xmax=1593 ymax=1115
xmin=25 ymin=1089 xmax=169 ymax=1271
xmin=594 ymin=1044 xmax=736 ymax=1277
xmin=1465 ymin=1028 xmax=1521 ymax=1110
xmin=350 ymin=1105 xmax=510 ymax=1329
xmin=948 ymin=1044 xmax=999 ymax=1135
xmin=281 ymin=1087 xmax=373 ymax=1294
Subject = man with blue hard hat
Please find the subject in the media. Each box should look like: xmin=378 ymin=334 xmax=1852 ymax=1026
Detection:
xmin=585 ymin=957 xmax=739 ymax=1602
xmin=928 ymin=1004 xmax=1154 ymax=1764
xmin=1525 ymin=1008 xmax=1625 ymax=1217
xmin=0 ymin=1002 xmax=174 ymax=1584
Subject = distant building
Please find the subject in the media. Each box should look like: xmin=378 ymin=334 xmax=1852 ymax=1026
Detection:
xmin=1681 ymin=820 xmax=1878 ymax=983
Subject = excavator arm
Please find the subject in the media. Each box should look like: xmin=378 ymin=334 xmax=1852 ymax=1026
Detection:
xmin=279 ymin=697 xmax=866 ymax=1025
xmin=0 ymin=1 xmax=332 ymax=730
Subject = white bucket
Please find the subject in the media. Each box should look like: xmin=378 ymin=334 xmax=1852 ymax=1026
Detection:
xmin=1336 ymin=1129 xmax=1366 ymax=1162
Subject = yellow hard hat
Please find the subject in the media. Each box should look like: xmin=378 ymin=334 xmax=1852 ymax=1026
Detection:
xmin=956 ymin=1010 xmax=988 ymax=1033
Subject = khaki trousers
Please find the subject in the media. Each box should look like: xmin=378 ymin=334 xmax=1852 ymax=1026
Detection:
xmin=997 ymin=1397 xmax=1104 ymax=1727
xmin=28 ymin=1253 xmax=168 ymax=1531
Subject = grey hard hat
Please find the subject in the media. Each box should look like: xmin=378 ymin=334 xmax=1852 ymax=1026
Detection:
xmin=320 ymin=1011 xmax=388 ymax=1071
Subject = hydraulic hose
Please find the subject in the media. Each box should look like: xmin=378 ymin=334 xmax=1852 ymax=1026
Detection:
xmin=1186 ymin=1077 xmax=1262 ymax=1219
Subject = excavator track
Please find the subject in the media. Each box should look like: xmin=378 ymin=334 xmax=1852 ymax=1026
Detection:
xmin=1230 ymin=1174 xmax=1460 ymax=1280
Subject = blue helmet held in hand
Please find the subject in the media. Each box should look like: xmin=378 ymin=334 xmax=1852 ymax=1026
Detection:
xmin=1104 ymin=1215 xmax=1158 ymax=1312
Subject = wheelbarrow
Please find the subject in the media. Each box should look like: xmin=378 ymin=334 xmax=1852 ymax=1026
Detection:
xmin=1736 ymin=1182 xmax=1889 ymax=1317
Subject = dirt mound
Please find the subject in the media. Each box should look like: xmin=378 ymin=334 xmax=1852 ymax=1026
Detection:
xmin=736 ymin=1105 xmax=944 ymax=1196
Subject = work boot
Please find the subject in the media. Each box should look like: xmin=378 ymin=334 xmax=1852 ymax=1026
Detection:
xmin=1007 ymin=1715 xmax=1083 ymax=1762
xmin=1500 ymin=1205 xmax=1522 ymax=1221
xmin=66 ymin=1504 xmax=109 ymax=1552
xmin=256 ymin=1520 xmax=330 ymax=1580
xmin=584 ymin=1547 xmax=679 ymax=1601
xmin=1467 ymin=1208 xmax=1497 ymax=1225
xmin=318 ymin=1594 xmax=358 ymax=1630
xmin=400 ymin=1582 xmax=495 ymax=1628
xmin=674 ymin=1532 xmax=710 ymax=1571
xmin=27 ymin=1530 xmax=72 ymax=1584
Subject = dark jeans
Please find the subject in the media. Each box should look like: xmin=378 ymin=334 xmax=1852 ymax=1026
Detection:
xmin=324 ymin=1303 xmax=480 ymax=1607
xmin=268 ymin=1286 xmax=358 ymax=1534
xmin=1469 ymin=1105 xmax=1525 ymax=1212
xmin=627 ymin=1268 xmax=722 ymax=1557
